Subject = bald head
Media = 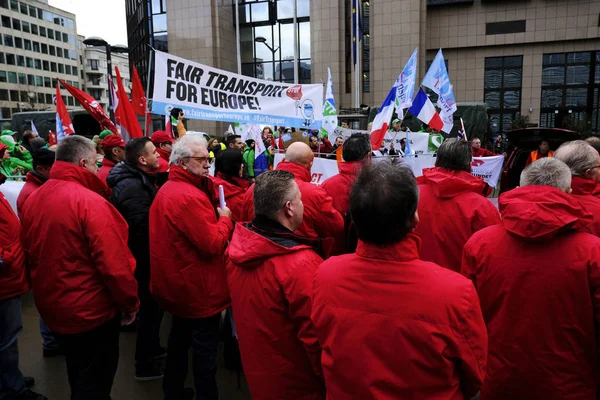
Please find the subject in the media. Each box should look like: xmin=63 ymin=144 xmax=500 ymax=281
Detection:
xmin=285 ymin=142 xmax=314 ymax=170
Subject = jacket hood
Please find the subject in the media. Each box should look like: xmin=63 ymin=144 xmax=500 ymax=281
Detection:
xmin=106 ymin=161 xmax=155 ymax=189
xmin=227 ymin=217 xmax=315 ymax=269
xmin=210 ymin=173 xmax=248 ymax=201
xmin=418 ymin=167 xmax=489 ymax=198
xmin=25 ymin=170 xmax=46 ymax=186
xmin=499 ymin=185 xmax=593 ymax=240
xmin=276 ymin=161 xmax=311 ymax=182
xmin=570 ymin=176 xmax=597 ymax=196
xmin=50 ymin=161 xmax=109 ymax=196
xmin=168 ymin=164 xmax=216 ymax=204
xmin=156 ymin=147 xmax=171 ymax=163
xmin=101 ymin=157 xmax=116 ymax=168
xmin=338 ymin=161 xmax=363 ymax=176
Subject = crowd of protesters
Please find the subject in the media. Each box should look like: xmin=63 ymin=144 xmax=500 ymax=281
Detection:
xmin=2 ymin=123 xmax=600 ymax=400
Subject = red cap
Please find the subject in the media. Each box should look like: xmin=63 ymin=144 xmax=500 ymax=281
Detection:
xmin=101 ymin=134 xmax=126 ymax=149
xmin=151 ymin=130 xmax=175 ymax=146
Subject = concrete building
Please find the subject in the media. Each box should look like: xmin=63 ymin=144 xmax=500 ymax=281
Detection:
xmin=126 ymin=0 xmax=600 ymax=136
xmin=0 ymin=0 xmax=82 ymax=119
xmin=83 ymin=46 xmax=131 ymax=113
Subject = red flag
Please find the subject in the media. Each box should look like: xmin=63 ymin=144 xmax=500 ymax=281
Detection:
xmin=48 ymin=131 xmax=57 ymax=146
xmin=55 ymin=84 xmax=74 ymax=143
xmin=58 ymin=78 xmax=118 ymax=135
xmin=114 ymin=66 xmax=143 ymax=140
xmin=131 ymin=66 xmax=146 ymax=116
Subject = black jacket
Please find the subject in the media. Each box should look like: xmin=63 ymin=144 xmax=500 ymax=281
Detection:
xmin=107 ymin=162 xmax=157 ymax=282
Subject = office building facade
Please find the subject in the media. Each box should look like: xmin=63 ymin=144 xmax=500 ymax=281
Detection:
xmin=126 ymin=0 xmax=600 ymax=136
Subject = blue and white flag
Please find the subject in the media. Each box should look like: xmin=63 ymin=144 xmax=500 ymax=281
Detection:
xmin=404 ymin=132 xmax=414 ymax=156
xmin=320 ymin=67 xmax=338 ymax=139
xmin=31 ymin=120 xmax=39 ymax=137
xmin=394 ymin=48 xmax=418 ymax=117
xmin=422 ymin=49 xmax=457 ymax=134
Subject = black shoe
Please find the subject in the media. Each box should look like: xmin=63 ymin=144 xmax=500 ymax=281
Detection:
xmin=152 ymin=345 xmax=167 ymax=359
xmin=42 ymin=347 xmax=64 ymax=358
xmin=135 ymin=362 xmax=164 ymax=382
xmin=10 ymin=389 xmax=48 ymax=400
xmin=23 ymin=377 xmax=34 ymax=387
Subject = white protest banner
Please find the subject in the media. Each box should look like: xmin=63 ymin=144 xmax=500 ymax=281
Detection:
xmin=274 ymin=153 xmax=339 ymax=185
xmin=332 ymin=127 xmax=369 ymax=141
xmin=0 ymin=181 xmax=25 ymax=215
xmin=151 ymin=50 xmax=324 ymax=130
xmin=382 ymin=131 xmax=430 ymax=154
xmin=471 ymin=156 xmax=504 ymax=188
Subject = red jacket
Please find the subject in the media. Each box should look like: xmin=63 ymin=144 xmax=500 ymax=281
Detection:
xmin=20 ymin=161 xmax=139 ymax=334
xmin=0 ymin=193 xmax=29 ymax=301
xmin=462 ymin=185 xmax=600 ymax=400
xmin=241 ymin=161 xmax=344 ymax=245
xmin=97 ymin=157 xmax=116 ymax=183
xmin=471 ymin=147 xmax=496 ymax=157
xmin=226 ymin=217 xmax=325 ymax=400
xmin=320 ymin=161 xmax=362 ymax=255
xmin=415 ymin=167 xmax=500 ymax=272
xmin=570 ymin=175 xmax=600 ymax=236
xmin=16 ymin=171 xmax=45 ymax=218
xmin=312 ymin=233 xmax=488 ymax=399
xmin=156 ymin=147 xmax=170 ymax=173
xmin=210 ymin=172 xmax=249 ymax=223
xmin=150 ymin=165 xmax=234 ymax=319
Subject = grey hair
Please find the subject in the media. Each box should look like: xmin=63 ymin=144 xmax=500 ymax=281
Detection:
xmin=254 ymin=170 xmax=297 ymax=220
xmin=169 ymin=134 xmax=208 ymax=165
xmin=55 ymin=135 xmax=96 ymax=164
xmin=554 ymin=140 xmax=598 ymax=176
xmin=435 ymin=138 xmax=472 ymax=172
xmin=520 ymin=158 xmax=572 ymax=192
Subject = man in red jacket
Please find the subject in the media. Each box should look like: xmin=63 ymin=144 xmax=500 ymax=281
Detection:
xmin=20 ymin=135 xmax=139 ymax=400
xmin=462 ymin=157 xmax=600 ymax=400
xmin=416 ymin=138 xmax=500 ymax=272
xmin=471 ymin=137 xmax=496 ymax=157
xmin=241 ymin=142 xmax=343 ymax=256
xmin=226 ymin=170 xmax=325 ymax=400
xmin=15 ymin=148 xmax=62 ymax=359
xmin=0 ymin=190 xmax=47 ymax=400
xmin=321 ymin=133 xmax=371 ymax=255
xmin=554 ymin=140 xmax=600 ymax=235
xmin=150 ymin=130 xmax=174 ymax=173
xmin=150 ymin=135 xmax=233 ymax=400
xmin=97 ymin=133 xmax=126 ymax=184
xmin=312 ymin=163 xmax=488 ymax=399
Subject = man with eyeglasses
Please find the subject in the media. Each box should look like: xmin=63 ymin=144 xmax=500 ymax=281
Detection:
xmin=149 ymin=135 xmax=232 ymax=400
xmin=554 ymin=140 xmax=600 ymax=236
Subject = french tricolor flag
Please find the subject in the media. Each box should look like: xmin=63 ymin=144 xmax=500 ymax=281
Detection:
xmin=369 ymin=84 xmax=397 ymax=149
xmin=409 ymin=89 xmax=444 ymax=132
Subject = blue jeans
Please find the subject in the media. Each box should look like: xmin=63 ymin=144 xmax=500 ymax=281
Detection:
xmin=0 ymin=296 xmax=25 ymax=399
xmin=39 ymin=316 xmax=58 ymax=351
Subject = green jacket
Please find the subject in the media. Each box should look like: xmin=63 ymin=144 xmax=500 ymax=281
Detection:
xmin=243 ymin=148 xmax=255 ymax=178
xmin=0 ymin=157 xmax=32 ymax=177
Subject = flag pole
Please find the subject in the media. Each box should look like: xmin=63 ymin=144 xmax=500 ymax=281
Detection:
xmin=144 ymin=46 xmax=154 ymax=137
xmin=235 ymin=0 xmax=241 ymax=75
xmin=293 ymin=0 xmax=298 ymax=84
xmin=354 ymin=0 xmax=361 ymax=110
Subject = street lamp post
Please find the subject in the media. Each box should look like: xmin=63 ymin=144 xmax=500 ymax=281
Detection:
xmin=83 ymin=36 xmax=129 ymax=122
xmin=254 ymin=37 xmax=279 ymax=82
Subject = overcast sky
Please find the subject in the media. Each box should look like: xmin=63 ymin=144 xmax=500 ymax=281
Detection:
xmin=49 ymin=0 xmax=128 ymax=45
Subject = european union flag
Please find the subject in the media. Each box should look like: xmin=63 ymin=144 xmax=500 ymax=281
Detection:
xmin=352 ymin=0 xmax=363 ymax=66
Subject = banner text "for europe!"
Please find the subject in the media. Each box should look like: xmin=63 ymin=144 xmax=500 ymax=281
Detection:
xmin=166 ymin=59 xmax=288 ymax=111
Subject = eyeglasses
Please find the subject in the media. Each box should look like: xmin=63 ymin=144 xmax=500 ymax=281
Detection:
xmin=186 ymin=156 xmax=214 ymax=165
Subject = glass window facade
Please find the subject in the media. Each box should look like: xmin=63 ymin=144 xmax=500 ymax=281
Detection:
xmin=238 ymin=0 xmax=311 ymax=83
xmin=540 ymin=51 xmax=600 ymax=134
xmin=484 ymin=56 xmax=523 ymax=135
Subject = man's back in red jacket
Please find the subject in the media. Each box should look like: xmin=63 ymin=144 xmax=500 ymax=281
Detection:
xmin=241 ymin=143 xmax=343 ymax=246
xmin=16 ymin=171 xmax=44 ymax=218
xmin=416 ymin=167 xmax=500 ymax=272
xmin=21 ymin=160 xmax=139 ymax=334
xmin=210 ymin=172 xmax=250 ymax=223
xmin=569 ymin=175 xmax=600 ymax=235
xmin=226 ymin=218 xmax=325 ymax=400
xmin=462 ymin=182 xmax=600 ymax=400
xmin=312 ymin=162 xmax=487 ymax=400
xmin=0 ymin=192 xmax=29 ymax=301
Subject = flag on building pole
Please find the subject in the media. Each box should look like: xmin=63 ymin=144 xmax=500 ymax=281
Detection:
xmin=408 ymin=88 xmax=444 ymax=132
xmin=31 ymin=120 xmax=39 ymax=136
xmin=54 ymin=84 xmax=74 ymax=143
xmin=320 ymin=67 xmax=338 ymax=139
xmin=370 ymin=73 xmax=403 ymax=150
xmin=421 ymin=49 xmax=457 ymax=133
xmin=394 ymin=48 xmax=418 ymax=118
xmin=58 ymin=79 xmax=118 ymax=134
xmin=115 ymin=66 xmax=143 ymax=141
xmin=458 ymin=117 xmax=467 ymax=140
